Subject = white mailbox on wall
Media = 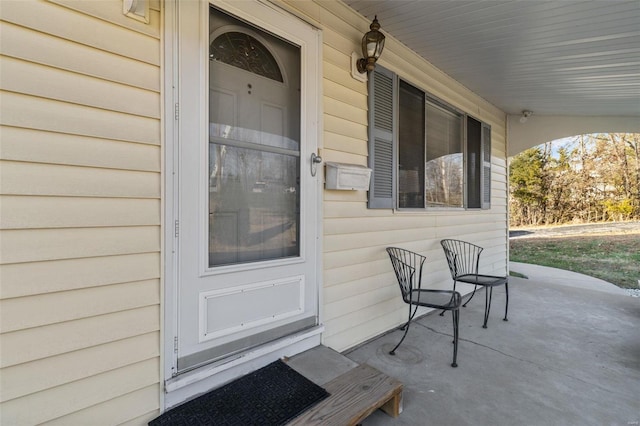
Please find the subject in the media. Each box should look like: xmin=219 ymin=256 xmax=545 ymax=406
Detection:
xmin=325 ymin=162 xmax=372 ymax=190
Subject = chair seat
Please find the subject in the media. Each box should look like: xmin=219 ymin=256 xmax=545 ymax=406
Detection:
xmin=455 ymin=274 xmax=507 ymax=287
xmin=408 ymin=289 xmax=461 ymax=310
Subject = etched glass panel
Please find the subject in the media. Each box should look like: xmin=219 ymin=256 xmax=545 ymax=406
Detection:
xmin=210 ymin=32 xmax=284 ymax=82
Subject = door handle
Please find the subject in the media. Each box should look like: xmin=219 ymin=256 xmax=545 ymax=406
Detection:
xmin=310 ymin=152 xmax=322 ymax=177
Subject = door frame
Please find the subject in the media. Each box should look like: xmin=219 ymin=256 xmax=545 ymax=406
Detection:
xmin=162 ymin=0 xmax=324 ymax=409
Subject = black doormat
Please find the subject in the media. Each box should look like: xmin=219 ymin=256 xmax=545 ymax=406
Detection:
xmin=149 ymin=360 xmax=329 ymax=426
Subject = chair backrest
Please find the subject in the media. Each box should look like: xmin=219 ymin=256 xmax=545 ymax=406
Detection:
xmin=440 ymin=239 xmax=482 ymax=279
xmin=386 ymin=247 xmax=426 ymax=303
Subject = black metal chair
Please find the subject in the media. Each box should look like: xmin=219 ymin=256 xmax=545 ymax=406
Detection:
xmin=440 ymin=239 xmax=509 ymax=329
xmin=386 ymin=247 xmax=462 ymax=367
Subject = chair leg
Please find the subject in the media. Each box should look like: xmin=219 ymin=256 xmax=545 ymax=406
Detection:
xmin=462 ymin=285 xmax=478 ymax=308
xmin=503 ymin=281 xmax=509 ymax=321
xmin=482 ymin=286 xmax=493 ymax=328
xmin=451 ymin=309 xmax=459 ymax=368
xmin=389 ymin=321 xmax=411 ymax=355
xmin=390 ymin=304 xmax=416 ymax=355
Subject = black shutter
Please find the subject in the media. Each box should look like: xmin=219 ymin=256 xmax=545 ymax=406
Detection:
xmin=368 ymin=67 xmax=396 ymax=209
xmin=481 ymin=123 xmax=492 ymax=209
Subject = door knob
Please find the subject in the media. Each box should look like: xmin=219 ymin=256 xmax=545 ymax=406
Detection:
xmin=311 ymin=153 xmax=322 ymax=177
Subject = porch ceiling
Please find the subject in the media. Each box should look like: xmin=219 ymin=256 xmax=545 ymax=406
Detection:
xmin=343 ymin=0 xmax=640 ymax=117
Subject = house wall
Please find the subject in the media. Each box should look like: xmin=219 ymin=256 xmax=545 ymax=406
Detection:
xmin=0 ymin=0 xmax=162 ymax=424
xmin=280 ymin=0 xmax=508 ymax=352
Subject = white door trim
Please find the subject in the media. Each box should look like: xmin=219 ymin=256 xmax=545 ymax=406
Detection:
xmin=163 ymin=0 xmax=180 ymax=393
xmin=162 ymin=0 xmax=323 ymax=408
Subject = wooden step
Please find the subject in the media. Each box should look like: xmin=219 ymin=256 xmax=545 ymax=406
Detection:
xmin=288 ymin=363 xmax=403 ymax=426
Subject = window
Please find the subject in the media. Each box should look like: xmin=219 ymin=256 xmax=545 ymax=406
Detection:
xmin=368 ymin=67 xmax=491 ymax=210
xmin=398 ymin=81 xmax=425 ymax=208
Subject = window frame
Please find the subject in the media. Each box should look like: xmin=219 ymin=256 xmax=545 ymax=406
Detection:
xmin=368 ymin=66 xmax=491 ymax=211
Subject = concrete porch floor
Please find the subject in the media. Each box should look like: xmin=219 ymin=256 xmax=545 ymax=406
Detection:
xmin=290 ymin=264 xmax=640 ymax=425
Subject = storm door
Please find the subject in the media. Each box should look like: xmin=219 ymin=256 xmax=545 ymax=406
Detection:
xmin=175 ymin=1 xmax=320 ymax=373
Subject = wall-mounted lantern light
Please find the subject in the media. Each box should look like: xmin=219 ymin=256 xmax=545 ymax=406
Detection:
xmin=356 ymin=16 xmax=385 ymax=73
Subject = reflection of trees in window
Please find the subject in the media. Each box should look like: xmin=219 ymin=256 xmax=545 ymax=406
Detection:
xmin=425 ymin=100 xmax=463 ymax=208
xmin=209 ymin=143 xmax=299 ymax=266
xmin=210 ymin=32 xmax=283 ymax=82
xmin=425 ymin=154 xmax=463 ymax=207
xmin=210 ymin=145 xmax=296 ymax=194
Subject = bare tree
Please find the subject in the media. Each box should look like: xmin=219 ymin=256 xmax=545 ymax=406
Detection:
xmin=509 ymin=133 xmax=640 ymax=226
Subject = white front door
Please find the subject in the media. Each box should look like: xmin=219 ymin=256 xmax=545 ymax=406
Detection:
xmin=174 ymin=0 xmax=321 ymax=374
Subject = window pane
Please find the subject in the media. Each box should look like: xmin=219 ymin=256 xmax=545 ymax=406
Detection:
xmin=425 ymin=101 xmax=463 ymax=207
xmin=209 ymin=144 xmax=299 ymax=266
xmin=398 ymin=81 xmax=425 ymax=208
xmin=209 ymin=8 xmax=301 ymax=267
xmin=466 ymin=117 xmax=482 ymax=208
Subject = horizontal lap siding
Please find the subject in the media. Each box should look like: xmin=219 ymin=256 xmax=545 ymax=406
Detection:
xmin=1 ymin=127 xmax=160 ymax=171
xmin=0 ymin=0 xmax=161 ymax=424
xmin=285 ymin=0 xmax=508 ymax=352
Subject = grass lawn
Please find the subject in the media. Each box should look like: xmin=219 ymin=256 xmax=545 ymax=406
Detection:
xmin=509 ymin=234 xmax=640 ymax=289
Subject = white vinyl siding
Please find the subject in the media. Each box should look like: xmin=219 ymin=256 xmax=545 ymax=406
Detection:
xmin=284 ymin=0 xmax=508 ymax=353
xmin=0 ymin=1 xmax=161 ymax=425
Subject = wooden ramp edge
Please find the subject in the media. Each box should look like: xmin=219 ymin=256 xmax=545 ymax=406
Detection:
xmin=288 ymin=363 xmax=403 ymax=426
